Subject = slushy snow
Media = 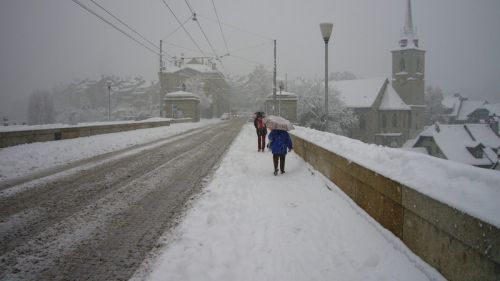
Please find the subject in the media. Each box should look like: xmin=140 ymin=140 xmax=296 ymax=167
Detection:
xmin=0 ymin=119 xmax=220 ymax=182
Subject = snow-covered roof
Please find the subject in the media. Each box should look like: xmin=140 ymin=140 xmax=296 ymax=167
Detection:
xmin=333 ymin=78 xmax=387 ymax=108
xmin=442 ymin=95 xmax=462 ymax=116
xmin=266 ymin=91 xmax=298 ymax=100
xmin=465 ymin=123 xmax=500 ymax=148
xmin=164 ymin=91 xmax=200 ymax=100
xmin=417 ymin=124 xmax=499 ymax=166
xmin=484 ymin=103 xmax=500 ymax=116
xmin=165 ymin=63 xmax=217 ymax=74
xmin=456 ymin=100 xmax=487 ymax=121
xmin=379 ymin=83 xmax=411 ymax=111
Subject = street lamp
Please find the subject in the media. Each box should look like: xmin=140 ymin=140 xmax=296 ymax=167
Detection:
xmin=320 ymin=22 xmax=333 ymax=130
xmin=107 ymin=82 xmax=111 ymax=121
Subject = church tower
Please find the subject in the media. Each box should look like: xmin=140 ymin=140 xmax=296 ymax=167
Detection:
xmin=391 ymin=0 xmax=425 ymax=138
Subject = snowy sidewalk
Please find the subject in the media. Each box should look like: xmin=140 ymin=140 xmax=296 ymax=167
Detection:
xmin=138 ymin=124 xmax=445 ymax=281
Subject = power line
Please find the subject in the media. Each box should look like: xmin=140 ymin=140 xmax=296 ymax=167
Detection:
xmin=161 ymin=15 xmax=191 ymax=40
xmin=198 ymin=13 xmax=273 ymax=41
xmin=210 ymin=0 xmax=229 ymax=53
xmin=230 ymin=41 xmax=273 ymax=54
xmin=160 ymin=0 xmax=207 ymax=57
xmin=71 ymin=0 xmax=159 ymax=56
xmin=89 ymin=0 xmax=175 ymax=59
xmin=183 ymin=0 xmax=219 ymax=59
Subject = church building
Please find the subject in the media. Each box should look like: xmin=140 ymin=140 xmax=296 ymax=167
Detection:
xmin=334 ymin=0 xmax=425 ymax=147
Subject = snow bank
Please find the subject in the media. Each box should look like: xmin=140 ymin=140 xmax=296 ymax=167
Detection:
xmin=292 ymin=126 xmax=500 ymax=228
xmin=140 ymin=124 xmax=444 ymax=281
xmin=0 ymin=117 xmax=171 ymax=133
xmin=0 ymin=119 xmax=220 ymax=182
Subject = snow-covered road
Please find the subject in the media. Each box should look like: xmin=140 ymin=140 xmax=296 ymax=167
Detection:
xmin=134 ymin=124 xmax=445 ymax=281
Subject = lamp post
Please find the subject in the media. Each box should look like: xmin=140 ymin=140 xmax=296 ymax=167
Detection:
xmin=320 ymin=22 xmax=333 ymax=131
xmin=107 ymin=82 xmax=111 ymax=121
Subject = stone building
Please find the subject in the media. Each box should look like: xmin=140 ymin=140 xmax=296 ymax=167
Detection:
xmin=265 ymin=91 xmax=298 ymax=123
xmin=163 ymin=90 xmax=200 ymax=121
xmin=391 ymin=0 xmax=426 ymax=139
xmin=158 ymin=58 xmax=230 ymax=118
xmin=331 ymin=0 xmax=425 ymax=147
xmin=335 ymin=78 xmax=411 ymax=147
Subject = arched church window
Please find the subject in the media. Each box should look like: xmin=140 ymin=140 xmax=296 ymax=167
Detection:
xmin=392 ymin=113 xmax=397 ymax=127
xmin=400 ymin=58 xmax=405 ymax=72
xmin=416 ymin=58 xmax=421 ymax=72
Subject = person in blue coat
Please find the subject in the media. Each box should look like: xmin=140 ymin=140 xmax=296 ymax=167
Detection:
xmin=268 ymin=129 xmax=293 ymax=175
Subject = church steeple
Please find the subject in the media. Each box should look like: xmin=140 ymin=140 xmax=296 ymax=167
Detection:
xmin=399 ymin=0 xmax=419 ymax=48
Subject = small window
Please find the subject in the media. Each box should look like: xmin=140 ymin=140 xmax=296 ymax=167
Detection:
xmin=382 ymin=114 xmax=387 ymax=128
xmin=392 ymin=113 xmax=397 ymax=127
xmin=359 ymin=116 xmax=366 ymax=129
xmin=400 ymin=58 xmax=406 ymax=72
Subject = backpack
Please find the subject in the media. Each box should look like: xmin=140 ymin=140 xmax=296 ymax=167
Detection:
xmin=257 ymin=118 xmax=265 ymax=129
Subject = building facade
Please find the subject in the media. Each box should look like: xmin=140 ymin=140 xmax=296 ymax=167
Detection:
xmin=265 ymin=91 xmax=298 ymax=123
xmin=158 ymin=58 xmax=230 ymax=118
xmin=163 ymin=90 xmax=200 ymax=121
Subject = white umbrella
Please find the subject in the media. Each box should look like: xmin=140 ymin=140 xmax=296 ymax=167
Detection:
xmin=264 ymin=115 xmax=295 ymax=131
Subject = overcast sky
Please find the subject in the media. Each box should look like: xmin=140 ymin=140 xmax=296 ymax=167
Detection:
xmin=1 ymin=0 xmax=499 ymax=121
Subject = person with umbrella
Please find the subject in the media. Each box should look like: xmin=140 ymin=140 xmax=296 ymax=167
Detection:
xmin=253 ymin=111 xmax=267 ymax=152
xmin=266 ymin=115 xmax=294 ymax=175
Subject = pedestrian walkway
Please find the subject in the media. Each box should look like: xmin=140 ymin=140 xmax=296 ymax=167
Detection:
xmin=136 ymin=123 xmax=445 ymax=281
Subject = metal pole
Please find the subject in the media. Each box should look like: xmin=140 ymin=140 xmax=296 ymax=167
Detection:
xmin=108 ymin=85 xmax=111 ymax=121
xmin=273 ymin=39 xmax=277 ymax=115
xmin=279 ymin=87 xmax=281 ymax=116
xmin=159 ymin=40 xmax=163 ymax=118
xmin=324 ymin=42 xmax=329 ymax=130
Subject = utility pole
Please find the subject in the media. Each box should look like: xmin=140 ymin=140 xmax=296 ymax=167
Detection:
xmin=273 ymin=39 xmax=277 ymax=115
xmin=107 ymin=83 xmax=111 ymax=121
xmin=159 ymin=40 xmax=164 ymax=118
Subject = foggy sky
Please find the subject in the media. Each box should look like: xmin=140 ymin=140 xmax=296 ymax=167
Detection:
xmin=1 ymin=0 xmax=499 ymax=121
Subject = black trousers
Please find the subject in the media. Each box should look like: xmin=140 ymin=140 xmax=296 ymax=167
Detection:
xmin=273 ymin=154 xmax=286 ymax=172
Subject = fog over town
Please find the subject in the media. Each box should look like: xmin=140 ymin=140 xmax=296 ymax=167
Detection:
xmin=1 ymin=1 xmax=500 ymax=280
xmin=1 ymin=0 xmax=499 ymax=122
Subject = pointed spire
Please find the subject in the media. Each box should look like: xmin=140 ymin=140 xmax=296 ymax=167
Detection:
xmin=399 ymin=0 xmax=419 ymax=48
xmin=403 ymin=0 xmax=416 ymax=38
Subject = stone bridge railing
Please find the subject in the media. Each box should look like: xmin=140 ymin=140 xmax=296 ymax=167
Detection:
xmin=290 ymin=133 xmax=499 ymax=281
xmin=0 ymin=118 xmax=193 ymax=148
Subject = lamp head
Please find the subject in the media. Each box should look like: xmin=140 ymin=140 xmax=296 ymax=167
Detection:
xmin=319 ymin=22 xmax=333 ymax=43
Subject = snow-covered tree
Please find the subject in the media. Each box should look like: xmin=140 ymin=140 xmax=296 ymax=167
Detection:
xmin=229 ymin=65 xmax=272 ymax=111
xmin=329 ymin=71 xmax=357 ymax=81
xmin=293 ymin=79 xmax=358 ymax=135
xmin=27 ymin=89 xmax=55 ymax=125
xmin=424 ymin=85 xmax=445 ymax=125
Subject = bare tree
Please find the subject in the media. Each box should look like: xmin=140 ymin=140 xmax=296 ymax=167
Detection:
xmin=27 ymin=89 xmax=55 ymax=125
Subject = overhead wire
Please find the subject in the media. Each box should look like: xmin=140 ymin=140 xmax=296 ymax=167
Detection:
xmin=183 ymin=0 xmax=220 ymax=59
xmin=161 ymin=15 xmax=192 ymax=40
xmin=71 ymin=0 xmax=160 ymax=56
xmin=198 ymin=13 xmax=273 ymax=41
xmin=230 ymin=41 xmax=273 ymax=54
xmin=210 ymin=0 xmax=229 ymax=54
xmin=160 ymin=0 xmax=207 ymax=57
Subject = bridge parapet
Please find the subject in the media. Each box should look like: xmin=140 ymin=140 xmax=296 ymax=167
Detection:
xmin=291 ymin=130 xmax=499 ymax=281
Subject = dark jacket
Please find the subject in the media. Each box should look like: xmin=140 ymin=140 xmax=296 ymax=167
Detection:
xmin=268 ymin=130 xmax=293 ymax=155
xmin=254 ymin=117 xmax=267 ymax=136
